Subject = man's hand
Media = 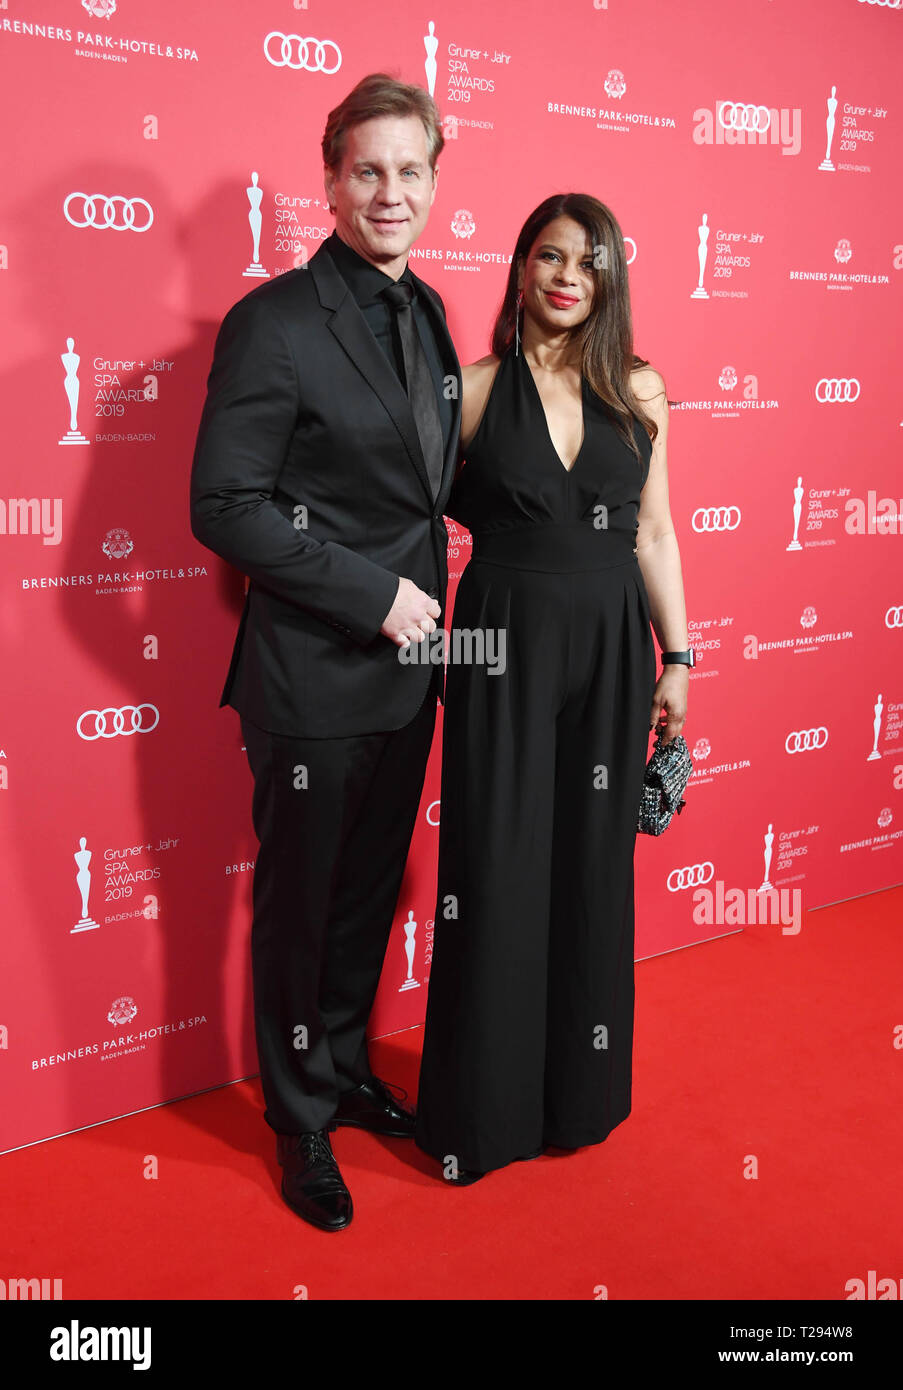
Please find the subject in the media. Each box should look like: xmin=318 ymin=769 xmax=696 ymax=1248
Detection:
xmin=380 ymin=577 xmax=441 ymax=649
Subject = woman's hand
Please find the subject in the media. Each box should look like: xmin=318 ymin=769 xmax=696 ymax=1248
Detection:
xmin=650 ymin=666 xmax=688 ymax=746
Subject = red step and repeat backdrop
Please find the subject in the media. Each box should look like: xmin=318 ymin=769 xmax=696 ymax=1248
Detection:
xmin=1 ymin=0 xmax=901 ymax=1153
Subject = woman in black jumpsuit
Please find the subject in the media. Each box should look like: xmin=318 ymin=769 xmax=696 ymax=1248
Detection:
xmin=415 ymin=194 xmax=683 ymax=1181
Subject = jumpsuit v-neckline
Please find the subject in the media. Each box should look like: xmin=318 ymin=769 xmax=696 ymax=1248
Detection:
xmin=520 ymin=350 xmax=587 ymax=475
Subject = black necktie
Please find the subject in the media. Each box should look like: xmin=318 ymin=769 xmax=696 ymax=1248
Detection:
xmin=381 ymin=280 xmax=444 ymax=500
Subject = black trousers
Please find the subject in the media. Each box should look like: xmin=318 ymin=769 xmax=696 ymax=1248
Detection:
xmin=240 ymin=686 xmax=437 ymax=1135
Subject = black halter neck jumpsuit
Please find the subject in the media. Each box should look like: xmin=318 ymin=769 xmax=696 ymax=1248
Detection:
xmin=414 ymin=344 xmax=656 ymax=1174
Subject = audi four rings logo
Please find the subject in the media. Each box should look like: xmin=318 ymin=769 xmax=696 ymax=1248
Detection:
xmin=815 ymin=378 xmax=861 ymax=402
xmin=718 ymin=102 xmax=771 ymax=132
xmin=667 ymin=863 xmax=715 ymax=892
xmin=691 ymin=507 xmax=741 ymax=532
xmin=784 ymin=728 xmax=828 ymax=753
xmin=885 ymin=607 xmax=903 ymax=628
xmin=263 ymin=32 xmax=342 ymax=71
xmin=64 ymin=193 xmax=154 ymax=233
xmin=77 ymin=705 xmax=160 ymax=740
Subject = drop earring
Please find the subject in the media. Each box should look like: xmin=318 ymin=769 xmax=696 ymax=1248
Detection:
xmin=515 ymin=291 xmax=523 ymax=356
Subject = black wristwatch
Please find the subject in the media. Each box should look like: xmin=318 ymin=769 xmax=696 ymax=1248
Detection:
xmin=661 ymin=649 xmax=695 ymax=668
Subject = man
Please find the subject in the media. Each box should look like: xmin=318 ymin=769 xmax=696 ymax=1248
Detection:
xmin=190 ymin=73 xmax=461 ymax=1231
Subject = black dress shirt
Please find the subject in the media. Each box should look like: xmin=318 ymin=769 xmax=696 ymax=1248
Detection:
xmin=322 ymin=230 xmax=453 ymax=458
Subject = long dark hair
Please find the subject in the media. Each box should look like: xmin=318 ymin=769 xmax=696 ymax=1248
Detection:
xmin=491 ymin=193 xmax=662 ymax=460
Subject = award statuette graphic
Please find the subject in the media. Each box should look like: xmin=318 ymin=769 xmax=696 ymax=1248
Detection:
xmin=690 ymin=213 xmax=710 ymax=299
xmin=787 ymin=475 xmax=804 ymax=550
xmin=242 ymin=171 xmax=269 ymax=279
xmin=867 ymin=694 xmax=883 ymax=761
xmin=71 ymin=836 xmax=100 ymax=932
xmin=423 ymin=21 xmax=438 ymax=97
xmin=819 ymin=85 xmax=838 ymax=172
xmin=398 ymin=909 xmax=421 ymax=991
xmin=58 ymin=337 xmax=89 ymax=446
xmin=757 ymin=823 xmax=774 ymax=892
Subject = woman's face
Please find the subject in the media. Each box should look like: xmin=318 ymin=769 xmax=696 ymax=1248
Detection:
xmin=516 ymin=215 xmax=598 ymax=339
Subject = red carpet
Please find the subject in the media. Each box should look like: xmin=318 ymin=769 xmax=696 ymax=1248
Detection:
xmin=4 ymin=886 xmax=900 ymax=1300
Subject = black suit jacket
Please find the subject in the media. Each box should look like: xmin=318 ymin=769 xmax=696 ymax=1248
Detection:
xmin=190 ymin=240 xmax=462 ymax=737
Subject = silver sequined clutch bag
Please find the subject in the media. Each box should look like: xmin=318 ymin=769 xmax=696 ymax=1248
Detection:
xmin=637 ymin=727 xmax=693 ymax=836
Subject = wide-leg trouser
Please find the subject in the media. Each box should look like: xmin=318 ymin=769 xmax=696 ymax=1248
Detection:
xmin=415 ymin=547 xmax=655 ymax=1174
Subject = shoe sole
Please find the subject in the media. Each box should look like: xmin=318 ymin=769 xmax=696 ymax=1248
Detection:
xmin=331 ymin=1117 xmax=415 ymax=1138
xmin=442 ymin=1149 xmax=543 ymax=1185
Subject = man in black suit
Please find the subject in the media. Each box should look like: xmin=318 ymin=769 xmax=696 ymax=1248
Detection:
xmin=190 ymin=73 xmax=460 ymax=1231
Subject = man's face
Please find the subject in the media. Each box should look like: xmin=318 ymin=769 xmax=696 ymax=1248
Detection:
xmin=324 ymin=114 xmax=438 ymax=278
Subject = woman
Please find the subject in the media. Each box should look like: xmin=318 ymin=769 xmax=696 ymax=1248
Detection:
xmin=414 ymin=193 xmax=690 ymax=1183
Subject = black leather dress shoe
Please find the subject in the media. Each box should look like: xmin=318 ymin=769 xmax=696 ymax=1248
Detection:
xmin=443 ymin=1165 xmax=485 ymax=1187
xmin=443 ymin=1148 xmax=543 ymax=1186
xmin=276 ymin=1129 xmax=353 ymax=1231
xmin=333 ymin=1076 xmax=416 ymax=1138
